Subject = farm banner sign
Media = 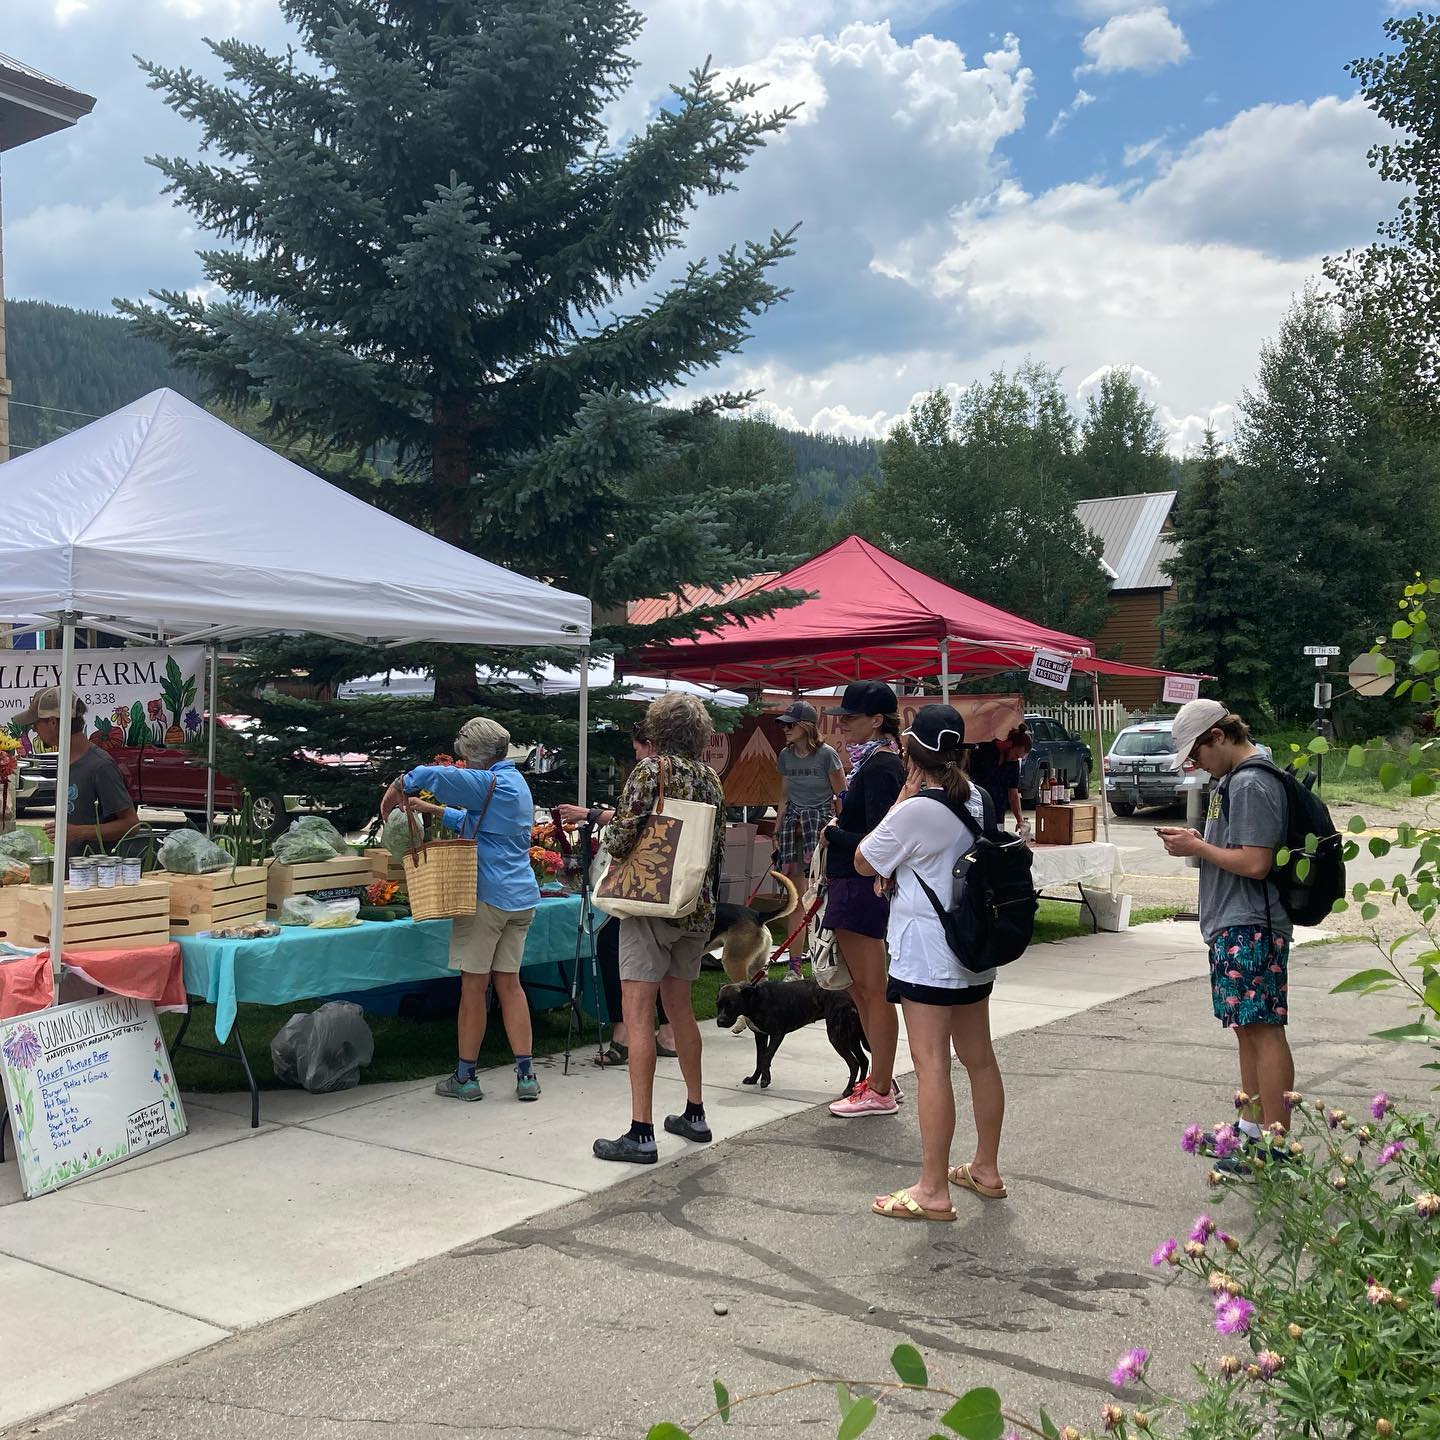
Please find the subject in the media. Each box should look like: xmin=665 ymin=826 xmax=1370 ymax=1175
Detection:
xmin=1 ymin=648 xmax=205 ymax=750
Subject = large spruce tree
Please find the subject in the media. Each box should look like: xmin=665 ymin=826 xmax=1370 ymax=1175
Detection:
xmin=122 ymin=0 xmax=807 ymax=812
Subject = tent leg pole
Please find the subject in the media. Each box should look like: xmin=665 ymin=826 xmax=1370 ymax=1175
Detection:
xmin=940 ymin=637 xmax=951 ymax=703
xmin=205 ymin=644 xmax=219 ymax=837
xmin=48 ymin=615 xmax=77 ymax=1003
xmin=1091 ymin=672 xmax=1110 ymax=843
xmin=576 ymin=648 xmax=589 ymax=810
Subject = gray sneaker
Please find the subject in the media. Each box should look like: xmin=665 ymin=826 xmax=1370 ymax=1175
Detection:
xmin=516 ymin=1073 xmax=541 ymax=1102
xmin=435 ymin=1072 xmax=484 ymax=1102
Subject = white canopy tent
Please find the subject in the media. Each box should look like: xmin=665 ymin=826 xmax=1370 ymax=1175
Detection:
xmin=0 ymin=389 xmax=592 ymax=988
xmin=338 ymin=656 xmax=749 ymax=708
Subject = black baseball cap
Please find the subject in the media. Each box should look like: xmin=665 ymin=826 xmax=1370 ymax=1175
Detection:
xmin=903 ymin=703 xmax=966 ymax=752
xmin=774 ymin=701 xmax=817 ymax=725
xmin=825 ymin=681 xmax=899 ymax=717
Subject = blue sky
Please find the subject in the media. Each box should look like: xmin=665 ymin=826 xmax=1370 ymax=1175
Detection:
xmin=1 ymin=1 xmax=1417 ymax=451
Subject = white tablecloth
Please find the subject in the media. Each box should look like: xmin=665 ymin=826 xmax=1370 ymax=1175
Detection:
xmin=1028 ymin=841 xmax=1122 ymax=893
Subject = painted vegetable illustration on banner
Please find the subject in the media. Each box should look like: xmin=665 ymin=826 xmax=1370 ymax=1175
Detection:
xmin=159 ymin=656 xmax=198 ymax=745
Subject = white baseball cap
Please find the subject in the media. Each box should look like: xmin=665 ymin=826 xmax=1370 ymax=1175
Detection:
xmin=1171 ymin=698 xmax=1228 ymax=766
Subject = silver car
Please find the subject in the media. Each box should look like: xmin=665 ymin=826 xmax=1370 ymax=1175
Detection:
xmin=1104 ymin=717 xmax=1269 ymax=816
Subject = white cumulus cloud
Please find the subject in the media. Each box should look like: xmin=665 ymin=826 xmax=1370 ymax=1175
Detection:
xmin=1049 ymin=88 xmax=1096 ymax=137
xmin=1078 ymin=6 xmax=1190 ymax=76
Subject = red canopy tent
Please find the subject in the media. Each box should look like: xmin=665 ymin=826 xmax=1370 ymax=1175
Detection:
xmin=629 ymin=536 xmax=1206 ymax=840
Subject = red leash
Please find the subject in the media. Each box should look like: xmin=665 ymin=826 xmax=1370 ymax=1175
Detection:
xmin=769 ymin=895 xmax=822 ymax=965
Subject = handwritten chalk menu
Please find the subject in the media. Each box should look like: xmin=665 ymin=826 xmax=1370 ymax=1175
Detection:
xmin=1 ymin=995 xmax=187 ymax=1199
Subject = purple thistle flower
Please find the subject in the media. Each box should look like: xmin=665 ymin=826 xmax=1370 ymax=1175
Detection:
xmin=2 ymin=1023 xmax=42 ymax=1070
xmin=1109 ymin=1347 xmax=1149 ymax=1387
xmin=1150 ymin=1239 xmax=1178 ymax=1267
xmin=1189 ymin=1215 xmax=1216 ymax=1244
xmin=1214 ymin=1295 xmax=1255 ymax=1336
xmin=1371 ymin=1092 xmax=1391 ymax=1120
xmin=1430 ymin=1275 xmax=1440 ymax=1308
xmin=1212 ymin=1124 xmax=1241 ymax=1159
xmin=1378 ymin=1140 xmax=1406 ymax=1166
xmin=1255 ymin=1350 xmax=1283 ymax=1380
xmin=1181 ymin=1124 xmax=1205 ymax=1155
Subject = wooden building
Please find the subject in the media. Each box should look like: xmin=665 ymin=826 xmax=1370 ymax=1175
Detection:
xmin=1074 ymin=491 xmax=1178 ymax=710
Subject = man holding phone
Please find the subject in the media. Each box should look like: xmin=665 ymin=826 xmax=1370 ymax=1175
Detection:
xmin=1157 ymin=698 xmax=1293 ymax=1175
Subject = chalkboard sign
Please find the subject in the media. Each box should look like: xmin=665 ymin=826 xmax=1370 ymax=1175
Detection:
xmin=0 ymin=995 xmax=187 ymax=1199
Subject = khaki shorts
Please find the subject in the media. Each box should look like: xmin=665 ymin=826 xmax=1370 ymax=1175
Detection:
xmin=449 ymin=903 xmax=535 ymax=976
xmin=618 ymin=916 xmax=708 ymax=984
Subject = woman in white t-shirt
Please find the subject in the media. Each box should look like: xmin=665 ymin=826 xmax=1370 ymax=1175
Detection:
xmin=856 ymin=703 xmax=1006 ymax=1221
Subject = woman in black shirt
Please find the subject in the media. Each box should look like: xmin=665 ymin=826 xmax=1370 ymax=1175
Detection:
xmin=820 ymin=682 xmax=906 ymax=1117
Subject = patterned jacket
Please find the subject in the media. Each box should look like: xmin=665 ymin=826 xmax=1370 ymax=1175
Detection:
xmin=602 ymin=754 xmax=727 ymax=935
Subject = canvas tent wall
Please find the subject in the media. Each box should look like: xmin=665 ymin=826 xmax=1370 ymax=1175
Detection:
xmin=0 ymin=389 xmax=592 ymax=983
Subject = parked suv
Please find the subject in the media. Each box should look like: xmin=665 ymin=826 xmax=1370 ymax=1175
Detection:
xmin=1104 ymin=716 xmax=1271 ymax=816
xmin=1019 ymin=714 xmax=1092 ymax=802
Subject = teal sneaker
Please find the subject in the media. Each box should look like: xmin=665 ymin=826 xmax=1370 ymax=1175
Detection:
xmin=516 ymin=1072 xmax=541 ymax=1102
xmin=435 ymin=1072 xmax=484 ymax=1102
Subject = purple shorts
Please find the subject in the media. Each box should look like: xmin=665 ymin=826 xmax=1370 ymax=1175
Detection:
xmin=823 ymin=875 xmax=889 ymax=940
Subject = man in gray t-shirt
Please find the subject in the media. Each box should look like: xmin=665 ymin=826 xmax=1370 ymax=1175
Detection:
xmin=1159 ymin=698 xmax=1295 ymax=1171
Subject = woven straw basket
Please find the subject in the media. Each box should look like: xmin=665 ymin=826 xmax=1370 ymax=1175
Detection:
xmin=399 ymin=798 xmax=479 ymax=921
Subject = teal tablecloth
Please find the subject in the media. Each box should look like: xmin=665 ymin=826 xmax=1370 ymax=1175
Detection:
xmin=178 ymin=896 xmax=594 ymax=1043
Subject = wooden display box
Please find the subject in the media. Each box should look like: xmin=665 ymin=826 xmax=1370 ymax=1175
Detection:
xmin=267 ymin=854 xmax=375 ymax=914
xmin=17 ymin=880 xmax=172 ymax=952
xmin=1035 ymin=803 xmax=1098 ymax=846
xmin=162 ymin=866 xmax=269 ymax=933
xmin=365 ymin=848 xmax=406 ymax=887
xmin=0 ymin=888 xmax=20 ymax=941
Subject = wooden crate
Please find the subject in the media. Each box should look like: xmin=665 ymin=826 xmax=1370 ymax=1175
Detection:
xmin=0 ymin=888 xmax=20 ymax=942
xmin=162 ymin=866 xmax=269 ymax=933
xmin=17 ymin=880 xmax=172 ymax=952
xmin=1035 ymin=803 xmax=1099 ymax=847
xmin=365 ymin=848 xmax=405 ymax=887
xmin=267 ymin=854 xmax=375 ymax=914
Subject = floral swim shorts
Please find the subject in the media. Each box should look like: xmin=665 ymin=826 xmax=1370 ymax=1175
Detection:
xmin=1207 ymin=925 xmax=1290 ymax=1028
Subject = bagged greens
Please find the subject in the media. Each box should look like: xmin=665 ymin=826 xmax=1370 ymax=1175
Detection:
xmin=0 ymin=829 xmax=42 ymax=864
xmin=157 ymin=829 xmax=234 ymax=875
xmin=381 ymin=808 xmax=417 ymax=862
xmin=271 ymin=830 xmax=341 ymax=865
xmin=292 ymin=815 xmax=348 ymax=851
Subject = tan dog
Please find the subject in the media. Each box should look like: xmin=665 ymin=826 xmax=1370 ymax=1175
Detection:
xmin=709 ymin=871 xmax=801 ymax=1033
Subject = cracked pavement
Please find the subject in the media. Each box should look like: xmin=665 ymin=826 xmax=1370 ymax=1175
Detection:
xmin=5 ymin=942 xmax=1424 ymax=1440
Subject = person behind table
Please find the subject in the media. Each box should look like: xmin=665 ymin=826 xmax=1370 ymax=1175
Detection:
xmin=15 ymin=687 xmax=138 ymax=857
xmin=554 ymin=718 xmax=676 ymax=1066
xmin=819 ymin=680 xmax=906 ymax=1118
xmin=591 ymin=692 xmax=726 ymax=1164
xmin=1158 ymin=699 xmax=1295 ymax=1176
xmin=773 ymin=700 xmax=844 ymax=975
xmin=381 ymin=716 xmax=542 ymax=1103
xmin=855 ymin=704 xmax=1006 ymax=1220
xmin=968 ymin=724 xmax=1032 ymax=835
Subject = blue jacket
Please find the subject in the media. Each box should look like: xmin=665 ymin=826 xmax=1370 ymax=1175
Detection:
xmin=402 ymin=760 xmax=540 ymax=912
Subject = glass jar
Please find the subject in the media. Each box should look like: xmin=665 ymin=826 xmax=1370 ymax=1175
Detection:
xmin=68 ymin=857 xmax=95 ymax=890
xmin=120 ymin=857 xmax=143 ymax=886
xmin=94 ymin=858 xmax=119 ymax=888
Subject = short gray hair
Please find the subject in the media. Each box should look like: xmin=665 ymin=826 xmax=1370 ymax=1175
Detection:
xmin=455 ymin=715 xmax=510 ymax=764
xmin=646 ymin=693 xmax=713 ymax=760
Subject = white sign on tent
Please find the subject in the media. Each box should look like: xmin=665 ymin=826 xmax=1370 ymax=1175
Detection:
xmin=0 ymin=994 xmax=187 ymax=1199
xmin=1028 ymin=650 xmax=1074 ymax=692
xmin=0 ymin=647 xmax=204 ymax=746
xmin=1162 ymin=674 xmax=1201 ymax=705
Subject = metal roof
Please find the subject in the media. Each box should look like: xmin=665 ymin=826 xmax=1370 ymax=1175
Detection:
xmin=0 ymin=53 xmax=95 ymax=153
xmin=1074 ymin=491 xmax=1177 ymax=592
xmin=627 ymin=572 xmax=781 ymax=626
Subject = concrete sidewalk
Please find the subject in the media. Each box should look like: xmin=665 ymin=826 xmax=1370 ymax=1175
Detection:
xmin=0 ymin=921 xmax=1335 ymax=1431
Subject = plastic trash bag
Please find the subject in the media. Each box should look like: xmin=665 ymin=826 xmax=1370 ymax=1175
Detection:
xmin=291 ymin=815 xmax=349 ymax=851
xmin=270 ymin=1001 xmax=374 ymax=1093
xmin=271 ymin=829 xmax=341 ymax=864
xmin=277 ymin=895 xmax=361 ymax=927
xmin=0 ymin=829 xmax=42 ymax=863
xmin=157 ymin=828 xmax=234 ymax=874
xmin=0 ymin=854 xmax=32 ymax=886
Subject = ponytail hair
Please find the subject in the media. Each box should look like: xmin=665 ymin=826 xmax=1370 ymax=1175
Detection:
xmin=903 ymin=735 xmax=971 ymax=807
xmin=879 ymin=712 xmax=902 ymax=742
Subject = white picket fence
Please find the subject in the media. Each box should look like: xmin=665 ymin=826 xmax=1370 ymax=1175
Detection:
xmin=1027 ymin=700 xmax=1136 ymax=736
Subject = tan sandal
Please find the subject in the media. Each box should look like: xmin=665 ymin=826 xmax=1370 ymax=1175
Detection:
xmin=949 ymin=1163 xmax=1007 ymax=1200
xmin=871 ymin=1188 xmax=956 ymax=1222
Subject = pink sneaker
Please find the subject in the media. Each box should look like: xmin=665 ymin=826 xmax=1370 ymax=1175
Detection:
xmin=829 ymin=1080 xmax=899 ymax=1117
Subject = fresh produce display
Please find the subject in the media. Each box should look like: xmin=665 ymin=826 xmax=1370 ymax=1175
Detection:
xmin=157 ymin=829 xmax=233 ymax=874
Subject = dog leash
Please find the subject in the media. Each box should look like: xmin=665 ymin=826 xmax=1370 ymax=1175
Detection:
xmin=769 ymin=895 xmax=822 ymax=965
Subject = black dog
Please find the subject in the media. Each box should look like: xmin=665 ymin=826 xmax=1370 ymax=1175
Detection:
xmin=714 ymin=978 xmax=870 ymax=1095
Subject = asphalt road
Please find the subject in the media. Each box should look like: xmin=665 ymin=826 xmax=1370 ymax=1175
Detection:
xmin=8 ymin=941 xmax=1423 ymax=1440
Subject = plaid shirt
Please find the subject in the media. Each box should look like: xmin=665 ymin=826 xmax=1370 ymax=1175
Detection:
xmin=603 ymin=755 xmax=726 ymax=934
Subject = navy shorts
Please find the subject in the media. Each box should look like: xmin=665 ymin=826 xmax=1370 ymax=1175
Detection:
xmin=823 ymin=875 xmax=889 ymax=939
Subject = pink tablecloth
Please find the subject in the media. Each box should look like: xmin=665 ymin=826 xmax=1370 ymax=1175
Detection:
xmin=0 ymin=943 xmax=187 ymax=1020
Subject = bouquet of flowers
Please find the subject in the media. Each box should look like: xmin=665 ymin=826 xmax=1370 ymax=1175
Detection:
xmin=0 ymin=731 xmax=18 ymax=819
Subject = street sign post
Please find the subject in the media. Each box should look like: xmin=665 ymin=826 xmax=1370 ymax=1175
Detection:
xmin=1303 ymin=645 xmax=1341 ymax=657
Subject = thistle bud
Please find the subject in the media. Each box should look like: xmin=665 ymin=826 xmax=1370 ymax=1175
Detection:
xmin=1332 ymin=1175 xmax=1349 ymax=1192
xmin=1245 ymin=1364 xmax=1262 ymax=1381
xmin=1288 ymin=1323 xmax=1304 ymax=1340
xmin=1376 ymin=1420 xmax=1393 ymax=1438
xmin=1341 ymin=1154 xmax=1357 ymax=1168
xmin=1132 ymin=1413 xmax=1151 ymax=1431
xmin=1219 ymin=1355 xmax=1242 ymax=1376
xmin=1102 ymin=1403 xmax=1124 ymax=1432
xmin=1184 ymin=1240 xmax=1207 ymax=1259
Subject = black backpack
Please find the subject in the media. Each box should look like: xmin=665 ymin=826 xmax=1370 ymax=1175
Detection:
xmin=1220 ymin=757 xmax=1345 ymax=927
xmin=911 ymin=788 xmax=1038 ymax=973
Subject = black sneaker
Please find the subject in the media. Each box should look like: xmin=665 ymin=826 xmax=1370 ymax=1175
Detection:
xmin=664 ymin=1113 xmax=713 ymax=1144
xmin=592 ymin=1134 xmax=658 ymax=1165
xmin=1215 ymin=1143 xmax=1296 ymax=1180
